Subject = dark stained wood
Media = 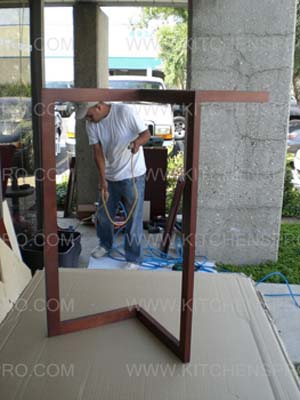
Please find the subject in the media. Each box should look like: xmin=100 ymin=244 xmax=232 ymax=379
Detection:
xmin=160 ymin=176 xmax=186 ymax=254
xmin=42 ymin=88 xmax=142 ymax=103
xmin=139 ymin=89 xmax=196 ymax=104
xmin=41 ymin=88 xmax=196 ymax=104
xmin=179 ymin=93 xmax=200 ymax=363
xmin=144 ymin=147 xmax=168 ymax=219
xmin=59 ymin=307 xmax=137 ymax=335
xmin=64 ymin=157 xmax=76 ymax=218
xmin=41 ymin=96 xmax=60 ymax=336
xmin=42 ymin=88 xmax=268 ymax=105
xmin=136 ymin=307 xmax=180 ymax=357
xmin=198 ymin=90 xmax=269 ymax=103
xmin=42 ymin=87 xmax=269 ymax=362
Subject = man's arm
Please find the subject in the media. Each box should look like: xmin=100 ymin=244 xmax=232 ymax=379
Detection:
xmin=92 ymin=142 xmax=108 ymax=199
xmin=131 ymin=129 xmax=151 ymax=154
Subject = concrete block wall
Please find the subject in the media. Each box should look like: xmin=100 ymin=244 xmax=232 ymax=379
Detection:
xmin=189 ymin=0 xmax=297 ymax=264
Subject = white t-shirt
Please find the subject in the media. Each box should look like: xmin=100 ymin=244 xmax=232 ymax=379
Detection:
xmin=86 ymin=103 xmax=147 ymax=181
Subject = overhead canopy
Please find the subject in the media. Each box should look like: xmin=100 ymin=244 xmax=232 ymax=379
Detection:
xmin=0 ymin=0 xmax=187 ymax=7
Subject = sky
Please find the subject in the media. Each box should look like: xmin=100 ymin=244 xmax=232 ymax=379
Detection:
xmin=44 ymin=7 xmax=159 ymax=82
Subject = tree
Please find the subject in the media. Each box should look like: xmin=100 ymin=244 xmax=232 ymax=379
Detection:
xmin=157 ymin=23 xmax=187 ymax=89
xmin=140 ymin=7 xmax=187 ymax=26
xmin=294 ymin=1 xmax=300 ymax=100
xmin=138 ymin=7 xmax=188 ymax=89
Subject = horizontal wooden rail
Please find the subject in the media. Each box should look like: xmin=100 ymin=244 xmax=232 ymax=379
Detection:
xmin=42 ymin=87 xmax=268 ymax=362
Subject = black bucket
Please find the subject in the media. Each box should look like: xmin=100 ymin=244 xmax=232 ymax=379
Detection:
xmin=21 ymin=230 xmax=81 ymax=274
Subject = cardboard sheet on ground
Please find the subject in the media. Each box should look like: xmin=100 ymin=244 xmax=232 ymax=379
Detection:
xmin=0 ymin=281 xmax=10 ymax=322
xmin=0 ymin=203 xmax=31 ymax=323
xmin=3 ymin=200 xmax=22 ymax=261
xmin=0 ymin=269 xmax=299 ymax=400
xmin=0 ymin=238 xmax=31 ymax=323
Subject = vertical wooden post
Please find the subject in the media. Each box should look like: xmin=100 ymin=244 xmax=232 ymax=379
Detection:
xmin=179 ymin=94 xmax=201 ymax=362
xmin=42 ymin=98 xmax=60 ymax=336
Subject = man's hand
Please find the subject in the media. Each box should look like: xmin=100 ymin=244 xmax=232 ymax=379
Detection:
xmin=130 ymin=139 xmax=140 ymax=154
xmin=130 ymin=130 xmax=151 ymax=154
xmin=99 ymin=182 xmax=109 ymax=202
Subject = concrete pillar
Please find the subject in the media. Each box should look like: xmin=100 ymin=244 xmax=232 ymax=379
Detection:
xmin=189 ymin=0 xmax=297 ymax=264
xmin=73 ymin=4 xmax=108 ymax=213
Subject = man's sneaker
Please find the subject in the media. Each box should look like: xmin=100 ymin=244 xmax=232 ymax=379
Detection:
xmin=91 ymin=245 xmax=107 ymax=259
xmin=123 ymin=262 xmax=140 ymax=270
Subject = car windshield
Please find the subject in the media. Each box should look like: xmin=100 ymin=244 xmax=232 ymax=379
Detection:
xmin=46 ymin=81 xmax=73 ymax=88
xmin=109 ymin=80 xmax=164 ymax=90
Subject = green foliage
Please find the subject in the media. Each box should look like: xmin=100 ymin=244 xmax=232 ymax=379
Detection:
xmin=138 ymin=7 xmax=188 ymax=89
xmin=166 ymin=150 xmax=184 ymax=212
xmin=282 ymin=160 xmax=300 ymax=217
xmin=157 ymin=24 xmax=187 ymax=89
xmin=218 ymin=223 xmax=300 ymax=284
xmin=0 ymin=82 xmax=31 ymax=97
xmin=140 ymin=7 xmax=187 ymax=27
xmin=56 ymin=181 xmax=68 ymax=210
xmin=294 ymin=1 xmax=300 ymax=100
xmin=295 ymin=1 xmax=300 ymax=74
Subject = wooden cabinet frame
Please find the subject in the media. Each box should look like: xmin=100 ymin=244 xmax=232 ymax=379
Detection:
xmin=42 ymin=88 xmax=268 ymax=363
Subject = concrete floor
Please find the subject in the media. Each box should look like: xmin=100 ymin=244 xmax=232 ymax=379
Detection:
xmin=57 ymin=213 xmax=170 ymax=268
xmin=257 ymin=283 xmax=300 ymax=365
xmin=57 ymin=213 xmax=98 ymax=268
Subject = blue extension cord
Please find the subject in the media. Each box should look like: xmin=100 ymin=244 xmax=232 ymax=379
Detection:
xmin=255 ymin=271 xmax=300 ymax=308
xmin=105 ymin=204 xmax=300 ymax=304
xmin=110 ymin=227 xmax=300 ymax=306
xmin=107 ymin=203 xmax=211 ymax=271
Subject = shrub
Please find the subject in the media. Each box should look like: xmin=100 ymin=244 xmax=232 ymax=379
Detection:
xmin=282 ymin=160 xmax=300 ymax=217
xmin=166 ymin=150 xmax=184 ymax=213
xmin=56 ymin=181 xmax=68 ymax=210
xmin=0 ymin=82 xmax=31 ymax=97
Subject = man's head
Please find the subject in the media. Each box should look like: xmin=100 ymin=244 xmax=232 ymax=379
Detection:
xmin=76 ymin=102 xmax=110 ymax=122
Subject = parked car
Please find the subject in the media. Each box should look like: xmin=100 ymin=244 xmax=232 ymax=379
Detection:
xmin=293 ymin=149 xmax=300 ymax=175
xmin=0 ymin=97 xmax=63 ymax=174
xmin=65 ymin=75 xmax=175 ymax=156
xmin=108 ymin=75 xmax=174 ymax=142
xmin=287 ymin=119 xmax=300 ymax=153
xmin=65 ymin=111 xmax=76 ymax=158
xmin=46 ymin=81 xmax=75 ymax=117
xmin=290 ymin=95 xmax=300 ymax=120
xmin=172 ymin=104 xmax=186 ymax=141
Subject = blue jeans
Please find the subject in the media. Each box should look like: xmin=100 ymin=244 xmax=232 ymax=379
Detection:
xmin=96 ymin=174 xmax=145 ymax=264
